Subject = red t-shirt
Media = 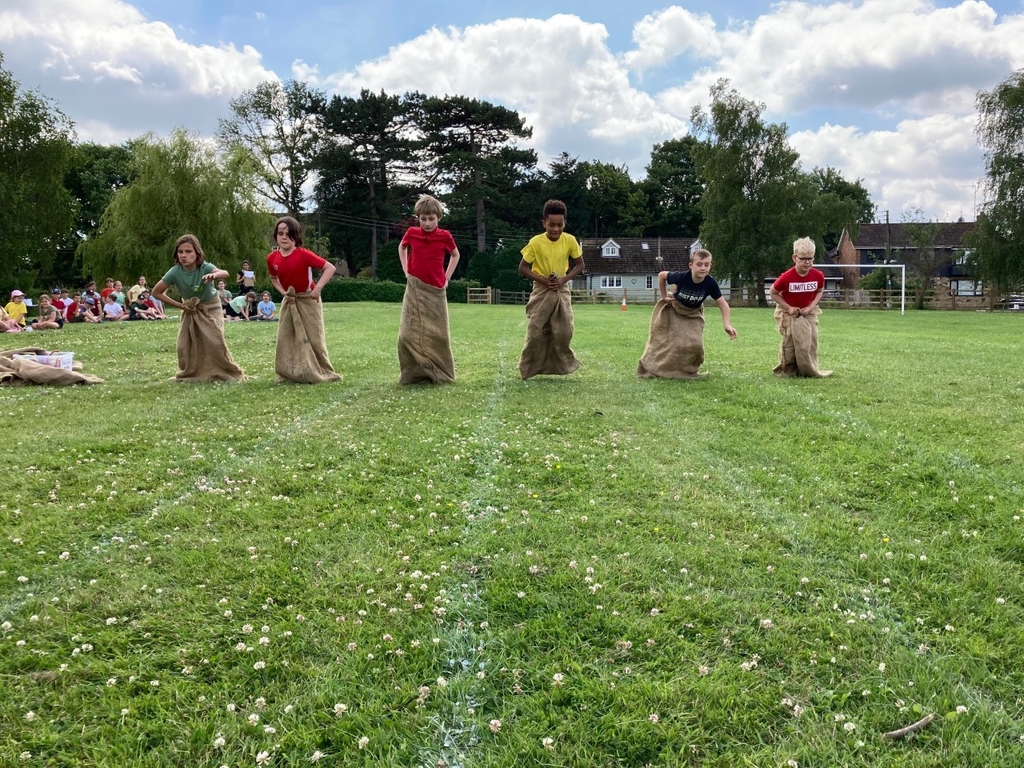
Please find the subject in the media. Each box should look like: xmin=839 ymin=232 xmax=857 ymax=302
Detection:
xmin=400 ymin=227 xmax=457 ymax=289
xmin=100 ymin=287 xmax=115 ymax=301
xmin=63 ymin=301 xmax=78 ymax=320
xmin=773 ymin=267 xmax=824 ymax=309
xmin=266 ymin=247 xmax=327 ymax=293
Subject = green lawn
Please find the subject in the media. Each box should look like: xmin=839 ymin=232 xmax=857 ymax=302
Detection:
xmin=2 ymin=304 xmax=1024 ymax=767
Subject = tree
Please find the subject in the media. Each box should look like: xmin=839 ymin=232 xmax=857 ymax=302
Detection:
xmin=0 ymin=53 xmax=77 ymax=290
xmin=218 ymin=79 xmax=326 ymax=217
xmin=317 ymin=90 xmax=422 ymax=277
xmin=901 ymin=209 xmax=944 ymax=310
xmin=969 ymin=69 xmax=1024 ymax=292
xmin=417 ymin=95 xmax=536 ymax=252
xmin=641 ymin=136 xmax=704 ymax=237
xmin=811 ymin=166 xmax=875 ymax=249
xmin=79 ymin=129 xmax=270 ymax=282
xmin=690 ymin=81 xmax=815 ymax=305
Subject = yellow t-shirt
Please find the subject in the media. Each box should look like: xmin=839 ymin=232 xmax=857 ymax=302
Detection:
xmin=4 ymin=301 xmax=27 ymax=325
xmin=521 ymin=233 xmax=582 ymax=278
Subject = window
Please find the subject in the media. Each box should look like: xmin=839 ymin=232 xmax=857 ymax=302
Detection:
xmin=950 ymin=279 xmax=983 ymax=297
xmin=602 ymin=245 xmax=619 ymax=258
xmin=600 ymin=276 xmax=622 ymax=289
xmin=645 ymin=276 xmax=654 ymax=289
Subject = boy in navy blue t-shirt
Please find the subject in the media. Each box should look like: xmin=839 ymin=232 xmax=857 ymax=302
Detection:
xmin=638 ymin=248 xmax=736 ymax=379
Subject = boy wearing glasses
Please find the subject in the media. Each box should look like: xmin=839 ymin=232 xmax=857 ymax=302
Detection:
xmin=769 ymin=237 xmax=832 ymax=378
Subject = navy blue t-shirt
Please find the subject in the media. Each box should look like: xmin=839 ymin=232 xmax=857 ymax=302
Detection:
xmin=667 ymin=271 xmax=722 ymax=308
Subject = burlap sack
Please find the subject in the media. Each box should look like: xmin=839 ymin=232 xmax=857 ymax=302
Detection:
xmin=0 ymin=347 xmax=103 ymax=386
xmin=637 ymin=301 xmax=706 ymax=379
xmin=275 ymin=287 xmax=340 ymax=384
xmin=398 ymin=276 xmax=455 ymax=385
xmin=772 ymin=307 xmax=832 ymax=378
xmin=175 ymin=297 xmax=245 ymax=382
xmin=518 ymin=284 xmax=580 ymax=380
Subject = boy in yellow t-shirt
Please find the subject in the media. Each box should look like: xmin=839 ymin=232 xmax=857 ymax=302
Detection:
xmin=516 ymin=199 xmax=586 ymax=379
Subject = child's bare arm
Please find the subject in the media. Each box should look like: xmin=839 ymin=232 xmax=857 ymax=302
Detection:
xmin=715 ymin=297 xmax=737 ymax=339
xmin=444 ymin=247 xmax=461 ymax=285
xmin=797 ymin=289 xmax=825 ymax=316
xmin=658 ymin=271 xmax=671 ymax=301
xmin=399 ymin=243 xmax=410 ymax=276
xmin=310 ymin=261 xmax=336 ymax=299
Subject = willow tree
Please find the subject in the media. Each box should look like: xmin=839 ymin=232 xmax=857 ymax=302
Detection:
xmin=969 ymin=69 xmax=1024 ymax=293
xmin=80 ymin=129 xmax=270 ymax=282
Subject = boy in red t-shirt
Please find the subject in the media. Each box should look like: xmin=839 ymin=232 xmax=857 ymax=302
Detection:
xmin=769 ymin=237 xmax=832 ymax=378
xmin=396 ymin=194 xmax=461 ymax=384
xmin=267 ymin=216 xmax=340 ymax=383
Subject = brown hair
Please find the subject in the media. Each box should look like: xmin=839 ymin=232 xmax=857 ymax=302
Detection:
xmin=274 ymin=216 xmax=303 ymax=247
xmin=173 ymin=234 xmax=206 ymax=266
xmin=414 ymin=194 xmax=444 ymax=218
xmin=542 ymin=199 xmax=567 ymax=219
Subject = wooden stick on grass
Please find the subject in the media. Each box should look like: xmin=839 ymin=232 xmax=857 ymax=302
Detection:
xmin=884 ymin=713 xmax=936 ymax=740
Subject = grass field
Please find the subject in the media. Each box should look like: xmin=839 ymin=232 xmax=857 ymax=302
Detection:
xmin=2 ymin=304 xmax=1024 ymax=767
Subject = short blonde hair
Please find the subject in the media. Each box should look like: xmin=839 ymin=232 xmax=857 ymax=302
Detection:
xmin=689 ymin=248 xmax=713 ymax=263
xmin=793 ymin=237 xmax=815 ymax=260
xmin=414 ymin=195 xmax=444 ymax=218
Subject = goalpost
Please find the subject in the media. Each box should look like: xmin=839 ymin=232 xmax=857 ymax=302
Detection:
xmin=814 ymin=263 xmax=907 ymax=315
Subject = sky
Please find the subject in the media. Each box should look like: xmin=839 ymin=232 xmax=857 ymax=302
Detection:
xmin=3 ymin=0 xmax=1024 ymax=223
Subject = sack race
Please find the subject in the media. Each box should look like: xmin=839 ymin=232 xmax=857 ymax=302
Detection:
xmin=175 ymin=298 xmax=245 ymax=382
xmin=518 ymin=284 xmax=580 ymax=380
xmin=772 ymin=307 xmax=832 ymax=378
xmin=0 ymin=347 xmax=103 ymax=386
xmin=275 ymin=288 xmax=340 ymax=384
xmin=398 ymin=276 xmax=455 ymax=385
xmin=637 ymin=301 xmax=706 ymax=379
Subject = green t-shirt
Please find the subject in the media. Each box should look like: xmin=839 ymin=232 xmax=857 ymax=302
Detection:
xmin=161 ymin=262 xmax=218 ymax=302
xmin=229 ymin=295 xmax=249 ymax=312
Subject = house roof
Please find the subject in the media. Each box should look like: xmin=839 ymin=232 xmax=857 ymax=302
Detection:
xmin=580 ymin=237 xmax=697 ymax=275
xmin=850 ymin=221 xmax=973 ymax=250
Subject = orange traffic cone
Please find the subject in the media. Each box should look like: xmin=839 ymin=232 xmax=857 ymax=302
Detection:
xmin=621 ymin=295 xmax=627 ymax=311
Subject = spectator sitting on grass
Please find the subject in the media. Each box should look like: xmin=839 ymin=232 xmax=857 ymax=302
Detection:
xmin=129 ymin=290 xmax=158 ymax=320
xmin=256 ymin=291 xmax=277 ymax=321
xmin=225 ymin=291 xmax=255 ymax=321
xmin=4 ymin=290 xmax=29 ymax=327
xmin=102 ymin=294 xmax=127 ymax=321
xmin=30 ymin=294 xmax=64 ymax=331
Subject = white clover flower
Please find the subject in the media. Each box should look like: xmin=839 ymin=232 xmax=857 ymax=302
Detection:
xmin=334 ymin=703 xmax=348 ymax=717
xmin=489 ymin=719 xmax=501 ymax=733
xmin=357 ymin=736 xmax=369 ymax=749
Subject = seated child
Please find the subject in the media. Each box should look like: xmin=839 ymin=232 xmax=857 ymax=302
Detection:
xmin=145 ymin=292 xmax=167 ymax=319
xmin=225 ymin=291 xmax=255 ymax=321
xmin=0 ymin=305 xmax=22 ymax=332
xmin=638 ymin=248 xmax=737 ymax=379
xmin=256 ymin=291 xmax=277 ymax=321
xmin=102 ymin=294 xmax=127 ymax=321
xmin=769 ymin=236 xmax=832 ymax=378
xmin=4 ymin=290 xmax=29 ymax=327
xmin=30 ymin=294 xmax=64 ymax=330
xmin=65 ymin=293 xmax=84 ymax=323
xmin=129 ymin=291 xmax=158 ymax=320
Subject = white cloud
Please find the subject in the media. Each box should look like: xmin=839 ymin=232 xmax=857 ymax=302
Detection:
xmin=0 ymin=0 xmax=276 ymax=140
xmin=623 ymin=7 xmax=721 ymax=75
xmin=792 ymin=113 xmax=981 ymax=220
xmin=657 ymin=0 xmax=1024 ymax=116
xmin=324 ymin=14 xmax=688 ymax=172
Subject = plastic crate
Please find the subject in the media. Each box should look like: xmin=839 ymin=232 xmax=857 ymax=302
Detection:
xmin=13 ymin=352 xmax=74 ymax=370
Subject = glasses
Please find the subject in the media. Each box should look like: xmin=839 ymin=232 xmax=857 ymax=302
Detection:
xmin=796 ymin=257 xmax=814 ymax=262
